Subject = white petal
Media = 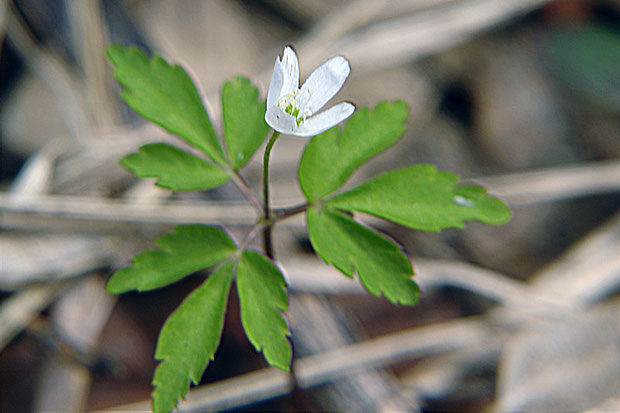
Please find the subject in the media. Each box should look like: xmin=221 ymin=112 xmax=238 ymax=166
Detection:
xmin=266 ymin=58 xmax=284 ymax=110
xmin=294 ymin=102 xmax=355 ymax=137
xmin=280 ymin=46 xmax=299 ymax=97
xmin=265 ymin=105 xmax=298 ymax=135
xmin=300 ymin=56 xmax=350 ymax=114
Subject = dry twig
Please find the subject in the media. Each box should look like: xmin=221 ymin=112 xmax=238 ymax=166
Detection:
xmin=99 ymin=317 xmax=490 ymax=412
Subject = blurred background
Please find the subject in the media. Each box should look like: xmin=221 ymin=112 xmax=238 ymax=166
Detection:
xmin=0 ymin=0 xmax=619 ymax=411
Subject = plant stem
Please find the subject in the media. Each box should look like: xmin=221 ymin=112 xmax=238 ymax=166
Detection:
xmin=238 ymin=222 xmax=264 ymax=251
xmin=261 ymin=130 xmax=306 ymax=409
xmin=272 ymin=203 xmax=310 ymax=223
xmin=262 ymin=131 xmax=280 ymax=259
xmin=231 ymin=171 xmax=262 ymax=213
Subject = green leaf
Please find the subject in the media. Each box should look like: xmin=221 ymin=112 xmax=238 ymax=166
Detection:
xmin=121 ymin=143 xmax=230 ymax=191
xmin=299 ymin=101 xmax=409 ymax=201
xmin=106 ymin=45 xmax=226 ymax=164
xmin=236 ymin=250 xmax=291 ymax=370
xmin=107 ymin=225 xmax=236 ymax=293
xmin=307 ymin=208 xmax=419 ymax=305
xmin=222 ymin=77 xmax=270 ymax=169
xmin=152 ymin=262 xmax=234 ymax=413
xmin=327 ymin=165 xmax=512 ymax=232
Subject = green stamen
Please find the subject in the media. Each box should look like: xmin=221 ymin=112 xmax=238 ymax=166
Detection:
xmin=280 ymin=91 xmax=308 ymax=127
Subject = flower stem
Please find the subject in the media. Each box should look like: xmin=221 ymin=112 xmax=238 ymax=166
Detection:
xmin=262 ymin=130 xmax=280 ymax=259
xmin=261 ymin=131 xmax=307 ymax=409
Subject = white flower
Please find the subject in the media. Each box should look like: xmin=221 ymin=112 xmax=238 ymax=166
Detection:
xmin=265 ymin=46 xmax=355 ymax=137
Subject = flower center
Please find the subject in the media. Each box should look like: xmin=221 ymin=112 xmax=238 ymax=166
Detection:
xmin=278 ymin=89 xmax=313 ymax=127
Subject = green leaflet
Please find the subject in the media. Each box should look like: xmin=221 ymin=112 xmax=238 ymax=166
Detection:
xmin=307 ymin=208 xmax=419 ymax=305
xmin=299 ymin=101 xmax=409 ymax=201
xmin=152 ymin=262 xmax=234 ymax=413
xmin=236 ymin=250 xmax=291 ymax=370
xmin=327 ymin=165 xmax=512 ymax=232
xmin=222 ymin=77 xmax=270 ymax=169
xmin=107 ymin=225 xmax=237 ymax=293
xmin=121 ymin=143 xmax=230 ymax=191
xmin=106 ymin=45 xmax=226 ymax=164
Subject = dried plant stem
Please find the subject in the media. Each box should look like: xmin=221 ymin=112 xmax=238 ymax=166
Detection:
xmin=2 ymin=160 xmax=617 ymax=230
xmin=102 ymin=317 xmax=489 ymax=412
xmin=5 ymin=3 xmax=86 ymax=139
xmin=0 ymin=282 xmax=67 ymax=351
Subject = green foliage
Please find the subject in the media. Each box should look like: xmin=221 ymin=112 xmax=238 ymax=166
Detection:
xmin=307 ymin=208 xmax=419 ymax=305
xmin=121 ymin=143 xmax=230 ymax=191
xmin=327 ymin=165 xmax=512 ymax=231
xmin=106 ymin=45 xmax=226 ymax=164
xmin=546 ymin=25 xmax=620 ymax=110
xmin=222 ymin=77 xmax=270 ymax=169
xmin=299 ymin=101 xmax=409 ymax=201
xmin=236 ymin=250 xmax=291 ymax=370
xmin=152 ymin=262 xmax=234 ymax=413
xmin=107 ymin=225 xmax=237 ymax=293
